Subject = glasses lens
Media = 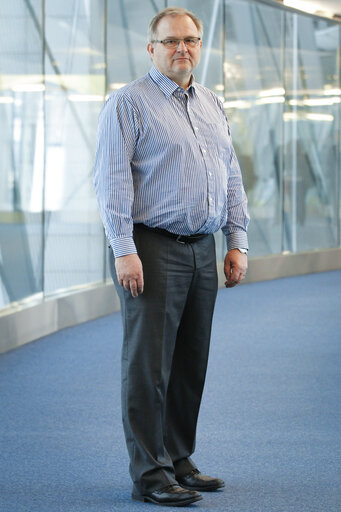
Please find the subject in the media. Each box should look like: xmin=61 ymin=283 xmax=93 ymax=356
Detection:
xmin=163 ymin=38 xmax=200 ymax=48
xmin=184 ymin=38 xmax=199 ymax=47
xmin=164 ymin=39 xmax=178 ymax=48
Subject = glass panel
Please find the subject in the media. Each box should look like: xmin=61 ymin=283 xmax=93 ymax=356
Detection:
xmin=224 ymin=0 xmax=284 ymax=257
xmin=107 ymin=0 xmax=166 ymax=88
xmin=0 ymin=0 xmax=44 ymax=308
xmin=44 ymin=0 xmax=106 ymax=293
xmin=175 ymin=0 xmax=224 ymax=92
xmin=283 ymin=14 xmax=340 ymax=252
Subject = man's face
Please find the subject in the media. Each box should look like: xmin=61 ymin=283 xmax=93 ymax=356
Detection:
xmin=147 ymin=15 xmax=202 ymax=88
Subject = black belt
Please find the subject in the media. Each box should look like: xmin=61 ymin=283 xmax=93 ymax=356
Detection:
xmin=135 ymin=224 xmax=209 ymax=244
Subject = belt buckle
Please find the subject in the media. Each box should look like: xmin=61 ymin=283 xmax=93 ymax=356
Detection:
xmin=176 ymin=235 xmax=186 ymax=245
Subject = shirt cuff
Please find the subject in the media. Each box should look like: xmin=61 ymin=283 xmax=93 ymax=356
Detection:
xmin=226 ymin=232 xmax=249 ymax=252
xmin=110 ymin=237 xmax=137 ymax=258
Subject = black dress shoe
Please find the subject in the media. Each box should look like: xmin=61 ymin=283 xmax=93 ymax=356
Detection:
xmin=177 ymin=469 xmax=225 ymax=492
xmin=132 ymin=484 xmax=202 ymax=507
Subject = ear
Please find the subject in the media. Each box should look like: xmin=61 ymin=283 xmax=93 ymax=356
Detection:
xmin=147 ymin=42 xmax=154 ymax=59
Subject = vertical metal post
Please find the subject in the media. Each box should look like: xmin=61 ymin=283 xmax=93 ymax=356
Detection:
xmin=102 ymin=0 xmax=109 ymax=282
xmin=41 ymin=0 xmax=46 ymax=298
xmin=222 ymin=0 xmax=226 ymax=97
xmin=291 ymin=13 xmax=298 ymax=253
xmin=200 ymin=0 xmax=221 ymax=87
xmin=222 ymin=0 xmax=227 ymax=261
xmin=337 ymin=25 xmax=341 ymax=248
xmin=119 ymin=0 xmax=136 ymax=80
xmin=280 ymin=8 xmax=286 ymax=253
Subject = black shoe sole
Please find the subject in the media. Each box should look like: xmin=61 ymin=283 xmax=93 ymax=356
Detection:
xmin=179 ymin=483 xmax=225 ymax=492
xmin=132 ymin=493 xmax=203 ymax=506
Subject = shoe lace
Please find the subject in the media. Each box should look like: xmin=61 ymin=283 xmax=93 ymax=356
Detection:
xmin=188 ymin=468 xmax=200 ymax=476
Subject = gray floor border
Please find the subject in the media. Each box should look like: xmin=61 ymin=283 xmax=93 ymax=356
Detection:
xmin=1 ymin=248 xmax=340 ymax=354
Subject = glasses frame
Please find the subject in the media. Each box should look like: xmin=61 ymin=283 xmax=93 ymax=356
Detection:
xmin=151 ymin=37 xmax=201 ymax=49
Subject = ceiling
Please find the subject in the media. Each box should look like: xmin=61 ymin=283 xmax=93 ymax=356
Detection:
xmin=304 ymin=1 xmax=341 ymax=14
xmin=278 ymin=0 xmax=341 ymax=17
xmin=312 ymin=0 xmax=341 ymax=11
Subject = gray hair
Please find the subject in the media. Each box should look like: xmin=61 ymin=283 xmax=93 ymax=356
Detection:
xmin=148 ymin=7 xmax=204 ymax=41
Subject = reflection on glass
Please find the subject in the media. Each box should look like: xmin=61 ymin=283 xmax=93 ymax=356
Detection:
xmin=223 ymin=0 xmax=340 ymax=256
xmin=0 ymin=1 xmax=44 ymax=308
xmin=224 ymin=0 xmax=284 ymax=257
xmin=107 ymin=0 xmax=166 ymax=87
xmin=44 ymin=0 xmax=106 ymax=293
xmin=283 ymin=15 xmax=339 ymax=252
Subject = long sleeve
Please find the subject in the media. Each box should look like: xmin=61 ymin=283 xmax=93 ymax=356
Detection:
xmin=222 ymin=137 xmax=250 ymax=250
xmin=93 ymin=94 xmax=140 ymax=257
xmin=216 ymin=99 xmax=249 ymax=250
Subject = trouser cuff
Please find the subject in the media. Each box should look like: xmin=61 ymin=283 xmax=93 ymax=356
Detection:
xmin=173 ymin=457 xmax=197 ymax=478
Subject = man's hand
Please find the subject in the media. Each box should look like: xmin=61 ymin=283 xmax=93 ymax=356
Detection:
xmin=115 ymin=254 xmax=144 ymax=298
xmin=224 ymin=249 xmax=248 ymax=288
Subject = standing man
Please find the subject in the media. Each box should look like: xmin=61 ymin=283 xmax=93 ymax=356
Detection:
xmin=94 ymin=6 xmax=249 ymax=507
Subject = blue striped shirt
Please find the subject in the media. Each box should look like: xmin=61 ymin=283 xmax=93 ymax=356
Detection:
xmin=94 ymin=66 xmax=249 ymax=257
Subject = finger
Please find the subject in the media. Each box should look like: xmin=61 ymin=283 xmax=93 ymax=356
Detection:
xmin=235 ymin=272 xmax=243 ymax=283
xmin=225 ymin=273 xmax=237 ymax=287
xmin=130 ymin=280 xmax=138 ymax=298
xmin=225 ymin=280 xmax=237 ymax=288
xmin=229 ymin=269 xmax=240 ymax=283
xmin=225 ymin=270 xmax=246 ymax=287
xmin=116 ymin=272 xmax=124 ymax=287
xmin=137 ymin=275 xmax=144 ymax=295
xmin=225 ymin=271 xmax=242 ymax=287
xmin=224 ymin=263 xmax=232 ymax=280
xmin=231 ymin=265 xmax=246 ymax=281
xmin=123 ymin=279 xmax=131 ymax=291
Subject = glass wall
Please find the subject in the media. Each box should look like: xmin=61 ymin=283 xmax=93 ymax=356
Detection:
xmin=43 ymin=0 xmax=106 ymax=292
xmin=0 ymin=0 xmax=44 ymax=306
xmin=224 ymin=0 xmax=285 ymax=256
xmin=0 ymin=0 xmax=340 ymax=310
xmin=283 ymin=14 xmax=340 ymax=253
xmin=223 ymin=0 xmax=340 ymax=256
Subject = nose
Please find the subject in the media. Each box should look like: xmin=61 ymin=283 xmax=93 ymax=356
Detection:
xmin=176 ymin=40 xmax=188 ymax=52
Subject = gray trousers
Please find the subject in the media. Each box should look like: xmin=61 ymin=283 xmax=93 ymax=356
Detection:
xmin=109 ymin=224 xmax=218 ymax=494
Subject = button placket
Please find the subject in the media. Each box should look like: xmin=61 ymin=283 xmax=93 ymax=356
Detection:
xmin=184 ymin=94 xmax=198 ymax=139
xmin=183 ymin=91 xmax=218 ymax=226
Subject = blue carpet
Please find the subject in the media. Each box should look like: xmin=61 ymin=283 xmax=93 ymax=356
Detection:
xmin=0 ymin=271 xmax=340 ymax=512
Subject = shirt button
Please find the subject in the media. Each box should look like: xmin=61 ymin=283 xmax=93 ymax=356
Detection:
xmin=194 ymin=126 xmax=199 ymax=130
xmin=202 ymin=148 xmax=206 ymax=154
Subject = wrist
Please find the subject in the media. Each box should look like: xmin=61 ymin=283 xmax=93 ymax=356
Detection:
xmin=228 ymin=247 xmax=248 ymax=254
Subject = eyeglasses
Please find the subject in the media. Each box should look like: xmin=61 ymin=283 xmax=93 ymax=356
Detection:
xmin=151 ymin=37 xmax=201 ymax=49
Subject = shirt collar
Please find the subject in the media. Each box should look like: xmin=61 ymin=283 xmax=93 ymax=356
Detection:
xmin=149 ymin=66 xmax=196 ymax=98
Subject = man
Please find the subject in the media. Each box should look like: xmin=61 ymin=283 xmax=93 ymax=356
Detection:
xmin=94 ymin=6 xmax=249 ymax=507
